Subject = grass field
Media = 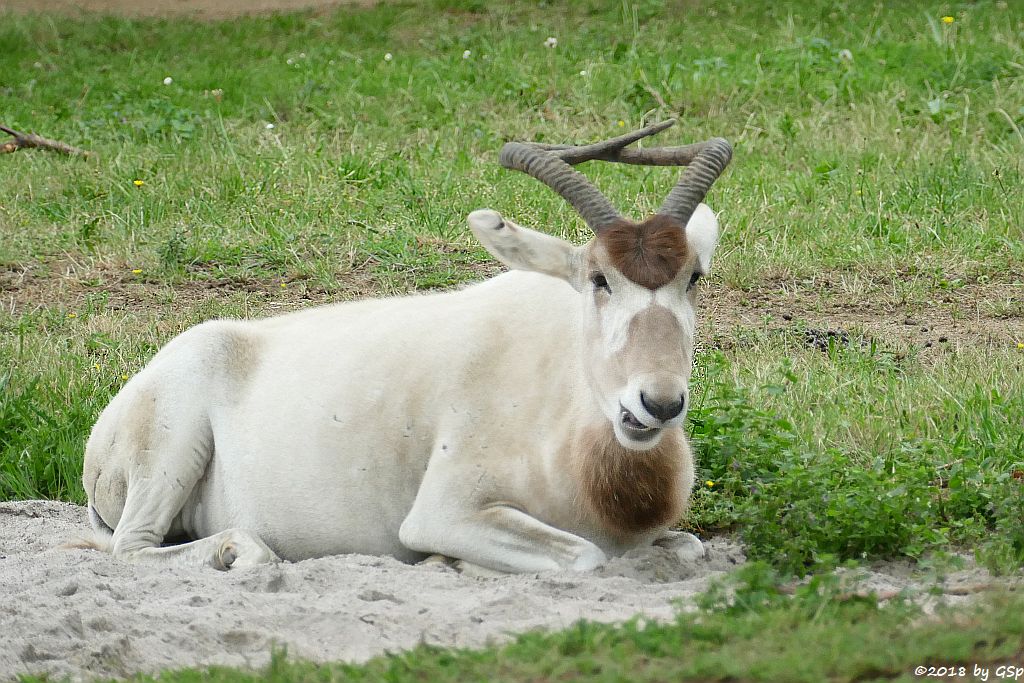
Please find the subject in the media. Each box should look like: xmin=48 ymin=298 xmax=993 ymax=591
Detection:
xmin=2 ymin=0 xmax=1024 ymax=680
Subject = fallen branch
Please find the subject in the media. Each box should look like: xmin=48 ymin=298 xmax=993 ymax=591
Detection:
xmin=0 ymin=125 xmax=91 ymax=158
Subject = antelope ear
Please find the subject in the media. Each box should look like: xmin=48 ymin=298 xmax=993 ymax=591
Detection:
xmin=684 ymin=203 xmax=719 ymax=273
xmin=468 ymin=210 xmax=583 ymax=285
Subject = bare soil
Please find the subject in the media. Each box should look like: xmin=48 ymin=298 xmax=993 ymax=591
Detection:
xmin=1 ymin=0 xmax=378 ymax=19
xmin=704 ymin=271 xmax=1024 ymax=357
xmin=3 ymin=257 xmax=1021 ymax=358
xmin=1 ymin=501 xmax=1010 ymax=682
xmin=0 ymin=500 xmax=747 ymax=681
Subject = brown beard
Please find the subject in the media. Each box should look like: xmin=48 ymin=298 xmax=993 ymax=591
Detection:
xmin=572 ymin=423 xmax=685 ymax=538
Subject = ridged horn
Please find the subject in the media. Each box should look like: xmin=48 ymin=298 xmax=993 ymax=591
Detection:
xmin=498 ymin=121 xmax=732 ymax=232
xmin=499 ymin=142 xmax=622 ymax=231
xmin=655 ymin=137 xmax=733 ymax=227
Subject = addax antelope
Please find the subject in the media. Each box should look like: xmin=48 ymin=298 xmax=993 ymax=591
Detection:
xmin=81 ymin=120 xmax=732 ymax=573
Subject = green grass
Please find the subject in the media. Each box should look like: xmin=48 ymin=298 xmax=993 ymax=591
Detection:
xmin=686 ymin=350 xmax=1024 ymax=574
xmin=2 ymin=1 xmax=1023 ymax=282
xmin=2 ymin=0 xmax=1024 ymax=679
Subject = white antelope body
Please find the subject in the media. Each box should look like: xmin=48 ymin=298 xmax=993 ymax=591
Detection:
xmin=82 ymin=121 xmax=732 ymax=573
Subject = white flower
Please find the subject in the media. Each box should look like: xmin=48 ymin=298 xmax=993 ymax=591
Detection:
xmin=462 ymin=50 xmax=472 ymax=59
xmin=838 ymin=48 xmax=853 ymax=62
xmin=384 ymin=52 xmax=393 ymax=61
xmin=579 ymin=70 xmax=587 ymax=76
xmin=286 ymin=58 xmax=294 ymax=65
xmin=162 ymin=76 xmax=173 ymax=85
xmin=544 ymin=36 xmax=557 ymax=49
xmin=265 ymin=123 xmax=275 ymax=130
xmin=299 ymin=52 xmax=306 ymax=59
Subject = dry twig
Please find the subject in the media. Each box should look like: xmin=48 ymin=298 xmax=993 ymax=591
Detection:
xmin=0 ymin=125 xmax=91 ymax=158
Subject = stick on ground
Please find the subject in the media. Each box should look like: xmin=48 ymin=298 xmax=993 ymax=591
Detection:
xmin=0 ymin=125 xmax=91 ymax=158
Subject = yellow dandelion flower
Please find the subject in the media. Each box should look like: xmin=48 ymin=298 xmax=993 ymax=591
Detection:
xmin=132 ymin=268 xmax=143 ymax=274
xmin=617 ymin=120 xmax=626 ymax=127
xmin=133 ymin=179 xmax=145 ymax=187
xmin=280 ymin=282 xmax=288 ymax=288
xmin=121 ymin=374 xmax=129 ymax=380
xmin=94 ymin=363 xmax=101 ymax=371
xmin=705 ymin=480 xmax=715 ymax=488
xmin=1017 ymin=342 xmax=1024 ymax=350
xmin=67 ymin=312 xmax=77 ymax=318
xmin=941 ymin=15 xmax=954 ymax=23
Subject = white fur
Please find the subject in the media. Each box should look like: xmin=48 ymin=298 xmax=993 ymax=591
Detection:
xmin=686 ymin=204 xmax=720 ymax=273
xmin=81 ymin=205 xmax=719 ymax=572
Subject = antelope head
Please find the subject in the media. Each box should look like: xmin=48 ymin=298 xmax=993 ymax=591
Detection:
xmin=469 ymin=120 xmax=732 ymax=451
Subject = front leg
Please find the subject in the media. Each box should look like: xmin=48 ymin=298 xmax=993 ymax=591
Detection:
xmin=401 ymin=501 xmax=606 ymax=574
xmin=655 ymin=529 xmax=706 ymax=562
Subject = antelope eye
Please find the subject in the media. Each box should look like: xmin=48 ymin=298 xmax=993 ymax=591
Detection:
xmin=687 ymin=271 xmax=702 ymax=291
xmin=591 ymin=272 xmax=611 ymax=294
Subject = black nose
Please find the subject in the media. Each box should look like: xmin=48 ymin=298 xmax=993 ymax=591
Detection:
xmin=640 ymin=392 xmax=686 ymax=422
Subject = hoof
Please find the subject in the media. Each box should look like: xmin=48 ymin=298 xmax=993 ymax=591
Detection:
xmin=571 ymin=544 xmax=608 ymax=572
xmin=453 ymin=560 xmax=510 ymax=578
xmin=656 ymin=531 xmax=707 ymax=563
xmin=467 ymin=209 xmax=505 ymax=232
xmin=417 ymin=553 xmax=455 ymax=568
xmin=215 ymin=531 xmax=279 ymax=570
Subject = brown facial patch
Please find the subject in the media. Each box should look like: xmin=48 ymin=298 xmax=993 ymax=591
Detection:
xmin=597 ymin=215 xmax=689 ymax=290
xmin=621 ymin=305 xmax=688 ymax=375
xmin=573 ymin=424 xmax=686 ymax=538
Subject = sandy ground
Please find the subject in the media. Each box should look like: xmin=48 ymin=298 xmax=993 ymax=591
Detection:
xmin=2 ymin=500 xmax=749 ymax=681
xmin=1 ymin=500 xmax=1008 ymax=682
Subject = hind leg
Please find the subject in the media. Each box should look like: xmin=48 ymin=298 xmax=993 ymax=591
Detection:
xmin=86 ymin=364 xmax=277 ymax=570
xmin=113 ymin=458 xmax=278 ymax=570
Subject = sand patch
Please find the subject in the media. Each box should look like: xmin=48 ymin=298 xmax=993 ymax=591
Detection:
xmin=1 ymin=500 xmax=744 ymax=681
xmin=1 ymin=501 xmax=1009 ymax=681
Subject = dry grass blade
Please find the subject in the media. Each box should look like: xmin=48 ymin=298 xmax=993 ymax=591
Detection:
xmin=0 ymin=124 xmax=92 ymax=158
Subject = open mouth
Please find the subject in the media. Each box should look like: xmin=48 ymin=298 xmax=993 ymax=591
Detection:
xmin=619 ymin=406 xmax=660 ymax=441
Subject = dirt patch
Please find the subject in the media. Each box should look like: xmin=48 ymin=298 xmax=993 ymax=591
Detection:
xmin=703 ymin=272 xmax=1024 ymax=358
xmin=1 ymin=0 xmax=379 ymax=19
xmin=3 ymin=259 xmax=1020 ymax=357
xmin=0 ymin=258 xmax=376 ymax=320
xmin=0 ymin=501 xmax=745 ymax=681
xmin=1 ymin=500 xmax=1010 ymax=681
xmin=0 ymin=252 xmax=503 ymax=320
